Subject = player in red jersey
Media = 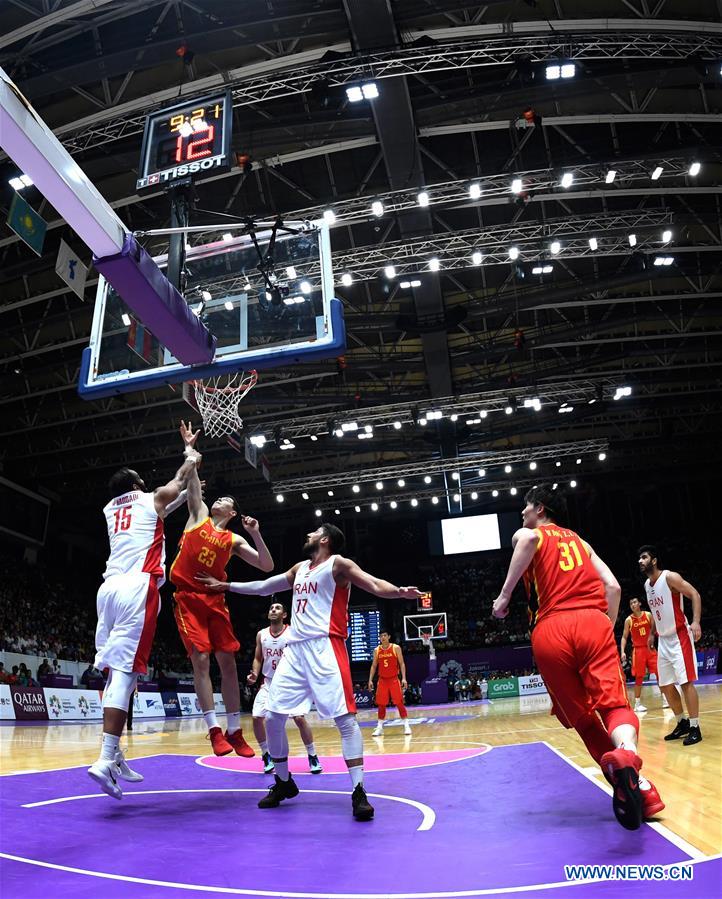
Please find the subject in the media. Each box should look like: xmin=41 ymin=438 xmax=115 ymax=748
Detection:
xmin=368 ymin=630 xmax=412 ymax=736
xmin=492 ymin=486 xmax=664 ymax=830
xmin=620 ymin=597 xmax=667 ymax=712
xmin=169 ymin=427 xmax=273 ymax=757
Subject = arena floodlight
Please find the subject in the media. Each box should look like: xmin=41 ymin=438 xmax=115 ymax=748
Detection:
xmin=598 ymin=452 xmax=607 ymax=461
xmin=561 ymin=63 xmax=576 ymax=78
xmin=393 ymin=421 xmax=402 ymax=430
xmin=550 ymin=240 xmax=561 ymax=255
xmin=511 ymin=178 xmax=523 ymax=193
xmin=371 ymin=502 xmax=379 ymax=511
xmin=315 ymin=509 xmax=322 ymax=517
xmin=397 ymin=479 xmax=405 ymax=487
xmin=451 ymin=472 xmax=459 ymax=481
xmin=508 ymin=246 xmax=519 ymax=260
xmin=417 ymin=190 xmax=430 ymax=207
xmin=471 ymin=492 xmax=478 ymax=500
xmin=323 ymin=209 xmax=336 ymax=225
xmin=560 ymin=172 xmax=574 ymax=188
xmin=352 ymin=485 xmax=360 ymax=493
xmin=9 ymin=173 xmax=33 ymax=190
xmin=545 ymin=64 xmax=561 ymax=80
xmin=390 ymin=501 xmax=398 ymax=509
xmin=361 ymin=82 xmax=379 ymax=99
xmin=299 ymin=280 xmax=312 ymax=294
xmin=605 ymin=170 xmax=616 ymax=184
xmin=411 ymin=498 xmax=419 ymax=507
xmin=688 ymin=161 xmax=701 ymax=176
xmin=469 ymin=183 xmax=482 ymax=199
xmin=431 ymin=496 xmax=439 ymax=504
xmin=354 ymin=505 xmax=361 ymax=513
xmin=301 ymin=492 xmax=309 ymax=499
xmin=480 ymin=410 xmax=487 ymax=418
xmin=479 ymin=468 xmax=486 ymax=477
xmin=662 ymin=229 xmax=672 ymax=243
xmin=651 ymin=166 xmax=663 ymax=180
xmin=276 ymin=494 xmax=284 ymax=502
xmin=492 ymin=490 xmax=499 ymax=497
xmin=424 ymin=475 xmax=432 ymax=484
xmin=224 ymin=300 xmax=234 ymax=311
xmin=504 ymin=464 xmax=512 ymax=473
xmin=384 ymin=264 xmax=396 ymax=279
xmin=429 ymin=257 xmax=440 ymax=272
xmin=570 ymin=480 xmax=577 ymax=488
xmin=628 ymin=234 xmax=637 ymax=247
xmin=327 ymin=489 xmax=334 ymax=496
xmin=589 ymin=237 xmax=598 ymax=250
xmin=286 ymin=265 xmax=297 ymax=279
xmin=222 ymin=232 xmax=233 ymax=242
xmin=346 ymin=85 xmax=363 ymax=102
xmin=376 ymin=481 xmax=383 ymax=490
xmin=529 ymin=461 xmax=537 ymax=470
xmin=121 ymin=313 xmax=131 ymax=326
xmin=371 ymin=200 xmax=384 ymax=217
xmin=510 ymin=487 xmax=518 ymax=496
xmin=341 ymin=272 xmax=353 ymax=286
xmin=453 ymin=493 xmax=460 ymax=502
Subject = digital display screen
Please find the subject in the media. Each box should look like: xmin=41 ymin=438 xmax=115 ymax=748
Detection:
xmin=137 ymin=92 xmax=232 ymax=190
xmin=347 ymin=608 xmax=381 ymax=663
xmin=440 ymin=513 xmax=501 ymax=555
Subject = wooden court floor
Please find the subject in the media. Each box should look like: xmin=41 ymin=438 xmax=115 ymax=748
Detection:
xmin=1 ymin=683 xmax=720 ymax=857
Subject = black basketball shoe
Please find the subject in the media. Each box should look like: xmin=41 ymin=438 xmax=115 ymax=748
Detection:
xmin=352 ymin=784 xmax=374 ymax=821
xmin=682 ymin=725 xmax=702 ymax=746
xmin=664 ymin=718 xmax=690 ymax=741
xmin=258 ymin=775 xmax=299 ymax=808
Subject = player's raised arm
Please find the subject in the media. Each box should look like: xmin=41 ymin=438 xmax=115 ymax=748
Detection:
xmin=333 ymin=556 xmax=422 ymax=599
xmin=248 ymin=631 xmax=263 ymax=684
xmin=196 ymin=563 xmax=299 ymax=595
xmin=368 ymin=646 xmax=379 ymax=691
xmin=232 ymin=516 xmax=274 ymax=572
xmin=395 ymin=643 xmax=408 ymax=689
xmin=492 ymin=527 xmax=539 ymax=618
xmin=666 ymin=571 xmax=702 ymax=641
xmin=587 ymin=545 xmax=621 ymax=622
xmin=620 ymin=615 xmax=632 ymax=664
xmin=153 ymin=420 xmax=202 ymax=518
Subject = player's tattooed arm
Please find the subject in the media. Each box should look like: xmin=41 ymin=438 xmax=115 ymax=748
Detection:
xmin=333 ymin=556 xmax=423 ymax=599
xmin=587 ymin=546 xmax=621 ymax=622
xmin=493 ymin=527 xmax=538 ymax=618
xmin=666 ymin=571 xmax=702 ymax=641
xmin=248 ymin=632 xmax=263 ymax=684
xmin=232 ymin=517 xmax=274 ymax=572
xmin=368 ymin=647 xmax=379 ymax=691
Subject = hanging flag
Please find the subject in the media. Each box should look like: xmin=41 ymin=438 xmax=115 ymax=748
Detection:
xmin=7 ymin=191 xmax=47 ymax=256
xmin=126 ymin=318 xmax=154 ymax=364
xmin=55 ymin=239 xmax=88 ymax=300
xmin=244 ymin=437 xmax=258 ymax=469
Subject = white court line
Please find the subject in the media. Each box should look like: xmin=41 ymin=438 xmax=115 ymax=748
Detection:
xmin=21 ymin=787 xmax=435 ymax=831
xmin=541 ymin=741 xmax=706 ymax=861
xmin=0 ymin=753 xmax=165 ymax=777
xmin=194 ymin=746 xmax=492 ymax=776
xmin=0 ymin=849 xmax=718 ymax=898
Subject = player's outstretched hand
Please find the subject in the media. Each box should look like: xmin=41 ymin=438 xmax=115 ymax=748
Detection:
xmin=247 ymin=671 xmax=257 ymax=685
xmin=492 ymin=595 xmax=510 ymax=619
xmin=241 ymin=515 xmax=260 ymax=534
xmin=195 ymin=574 xmax=228 ymax=592
xmin=397 ymin=586 xmax=423 ymax=599
xmin=691 ymin=621 xmax=701 ymax=641
xmin=180 ymin=420 xmax=199 ymax=449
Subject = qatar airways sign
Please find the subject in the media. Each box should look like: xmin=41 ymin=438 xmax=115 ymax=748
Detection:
xmin=11 ymin=686 xmax=48 ymax=720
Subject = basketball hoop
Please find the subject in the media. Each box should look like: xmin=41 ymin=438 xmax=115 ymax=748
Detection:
xmin=189 ymin=370 xmax=258 ymax=438
xmin=421 ymin=632 xmax=436 ymax=660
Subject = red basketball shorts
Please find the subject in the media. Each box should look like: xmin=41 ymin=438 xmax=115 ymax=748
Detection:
xmin=632 ymin=646 xmax=658 ymax=679
xmin=531 ymin=607 xmax=630 ymax=729
xmin=173 ymin=590 xmax=240 ymax=656
xmin=376 ymin=676 xmax=404 ymax=708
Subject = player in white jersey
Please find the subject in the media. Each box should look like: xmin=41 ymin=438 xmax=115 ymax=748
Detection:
xmin=198 ymin=522 xmax=423 ymax=821
xmin=87 ymin=422 xmax=201 ymax=799
xmin=248 ymin=600 xmax=322 ymax=774
xmin=639 ymin=545 xmax=703 ymax=745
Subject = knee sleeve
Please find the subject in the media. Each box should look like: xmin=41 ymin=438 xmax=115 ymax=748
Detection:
xmin=102 ymin=669 xmax=137 ymax=711
xmin=334 ymin=712 xmax=363 ymax=760
xmin=599 ymin=706 xmax=639 ymax=737
xmin=265 ymin=711 xmax=289 ymax=760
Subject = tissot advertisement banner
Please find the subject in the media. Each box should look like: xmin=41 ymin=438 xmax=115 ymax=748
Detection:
xmin=132 ymin=691 xmax=165 ymax=718
xmin=44 ymin=688 xmax=102 ymax=720
xmin=161 ymin=691 xmax=182 ymax=718
xmin=518 ymin=674 xmax=547 ymax=695
xmin=0 ymin=684 xmax=15 ymax=719
xmin=487 ymin=677 xmax=519 ymax=699
xmin=11 ymin=686 xmax=48 ymax=719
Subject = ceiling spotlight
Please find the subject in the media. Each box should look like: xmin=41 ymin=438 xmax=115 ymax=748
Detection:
xmin=510 ymin=487 xmax=518 ymax=496
xmin=384 ymin=264 xmax=396 ymax=279
xmin=299 ymin=280 xmax=312 ymax=295
xmin=450 ymin=413 xmax=458 ymax=422
xmin=661 ymin=229 xmax=672 ymax=243
xmin=545 ymin=64 xmax=560 ymax=80
xmin=397 ymin=479 xmax=405 ymax=488
xmin=479 ymin=469 xmax=486 ymax=477
xmin=555 ymin=460 xmax=561 ymax=467
xmin=451 ymin=472 xmax=459 ymax=481
xmin=505 ymin=406 xmax=513 ymax=415
xmin=614 ymin=385 xmax=632 ymax=400
xmin=121 ymin=312 xmax=131 ymax=326
xmin=250 ymin=434 xmax=266 ymax=447
xmin=352 ymin=484 xmax=360 ymax=493
xmin=529 ymin=461 xmax=537 ymax=470
xmin=315 ymin=509 xmax=322 ymax=517
xmin=588 ymin=237 xmax=598 ymax=251
xmin=285 ymin=266 xmax=297 ymax=279
xmin=598 ymin=452 xmax=607 ymax=461
xmin=472 ymin=251 xmax=483 ymax=265
xmin=417 ymin=191 xmax=430 ymax=207
xmin=276 ymin=494 xmax=284 ymax=503
xmin=651 ymin=166 xmax=663 ymax=180
xmin=628 ymin=234 xmax=637 ymax=247
xmin=453 ymin=493 xmax=460 ymax=502
xmin=480 ymin=410 xmax=487 ymax=419
xmin=376 ymin=481 xmax=383 ymax=490
xmin=560 ymin=62 xmax=576 ymax=78
xmin=354 ymin=505 xmax=361 ymax=513
xmin=688 ymin=161 xmax=701 ymax=176
xmin=399 ymin=281 xmax=410 ymax=289
xmin=310 ymin=435 xmax=318 ymax=442
xmin=429 ymin=257 xmax=440 ymax=272
xmin=560 ymin=172 xmax=574 ymax=188
xmin=511 ymin=178 xmax=523 ymax=194
xmin=570 ymin=480 xmax=577 ymax=488
xmin=340 ymin=273 xmax=353 ymax=287
xmin=327 ymin=489 xmax=334 ymax=496
xmin=654 ymin=255 xmax=675 ymax=266
xmin=431 ymin=496 xmax=439 ymax=505
xmin=361 ymin=81 xmax=379 ymax=99
xmin=371 ymin=502 xmax=379 ymax=511
xmin=492 ymin=489 xmax=499 ymax=497
xmin=9 ymin=173 xmax=33 ymax=190
xmin=508 ymin=247 xmax=520 ymax=261
xmin=504 ymin=464 xmax=512 ymax=473
xmin=424 ymin=475 xmax=432 ymax=484
xmin=471 ymin=491 xmax=478 ymax=500
xmin=550 ymin=240 xmax=561 ymax=255
xmin=222 ymin=233 xmax=233 ymax=243
xmin=322 ymin=209 xmax=336 ymax=225
xmin=390 ymin=501 xmax=398 ymax=509
xmin=346 ymin=86 xmax=363 ymax=102
xmin=469 ymin=183 xmax=482 ymax=200
xmin=605 ymin=169 xmax=617 ymax=184
xmin=301 ymin=492 xmax=309 ymax=500
xmin=393 ymin=421 xmax=402 ymax=430
xmin=418 ymin=417 xmax=427 ymax=426
xmin=224 ymin=300 xmax=234 ymax=311
xmin=576 ymin=458 xmax=582 ymax=465
xmin=411 ymin=498 xmax=419 ymax=507
xmin=371 ymin=200 xmax=384 ymax=217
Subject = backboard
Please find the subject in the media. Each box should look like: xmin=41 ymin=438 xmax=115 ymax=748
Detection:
xmin=403 ymin=612 xmax=448 ymax=642
xmin=78 ymin=219 xmax=344 ymax=399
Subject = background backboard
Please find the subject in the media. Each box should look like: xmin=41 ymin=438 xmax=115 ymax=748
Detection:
xmin=403 ymin=612 xmax=448 ymax=642
xmin=78 ymin=219 xmax=344 ymax=398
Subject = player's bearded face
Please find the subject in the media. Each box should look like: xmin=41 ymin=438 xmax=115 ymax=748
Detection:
xmin=303 ymin=529 xmax=322 ymax=556
xmin=638 ymin=553 xmax=653 ymax=573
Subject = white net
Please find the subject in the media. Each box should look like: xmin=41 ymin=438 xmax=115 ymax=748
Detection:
xmin=191 ymin=370 xmax=258 ymax=438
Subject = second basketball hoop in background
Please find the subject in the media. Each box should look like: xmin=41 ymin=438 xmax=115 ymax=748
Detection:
xmin=184 ymin=370 xmax=257 ymax=438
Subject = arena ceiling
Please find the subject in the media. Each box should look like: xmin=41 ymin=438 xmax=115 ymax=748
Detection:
xmin=1 ymin=0 xmax=721 ymax=522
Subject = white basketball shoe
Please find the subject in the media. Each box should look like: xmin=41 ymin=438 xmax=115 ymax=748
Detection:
xmin=87 ymin=758 xmax=123 ymax=800
xmin=115 ymin=749 xmax=144 ymax=782
xmin=372 ymin=723 xmax=384 ymax=737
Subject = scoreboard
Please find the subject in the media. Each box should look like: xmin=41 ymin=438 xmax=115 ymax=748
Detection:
xmin=347 ymin=608 xmax=381 ymax=663
xmin=136 ymin=92 xmax=232 ymax=190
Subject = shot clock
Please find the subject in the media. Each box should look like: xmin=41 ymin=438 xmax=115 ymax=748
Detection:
xmin=136 ymin=92 xmax=232 ymax=190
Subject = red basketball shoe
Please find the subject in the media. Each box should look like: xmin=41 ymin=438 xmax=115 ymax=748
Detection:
xmin=641 ymin=780 xmax=665 ymax=818
xmin=225 ymin=729 xmax=255 ymax=758
xmin=207 ymin=726 xmax=233 ymax=756
xmin=600 ymin=747 xmax=643 ymax=831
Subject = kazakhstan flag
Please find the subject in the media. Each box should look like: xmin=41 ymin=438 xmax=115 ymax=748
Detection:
xmin=8 ymin=191 xmax=47 ymax=256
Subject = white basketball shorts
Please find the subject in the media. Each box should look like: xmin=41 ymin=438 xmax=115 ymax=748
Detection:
xmin=657 ymin=626 xmax=698 ymax=687
xmin=266 ymin=636 xmax=357 ymax=719
xmin=94 ymin=572 xmax=161 ymax=675
xmin=252 ymin=680 xmax=307 ymax=719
